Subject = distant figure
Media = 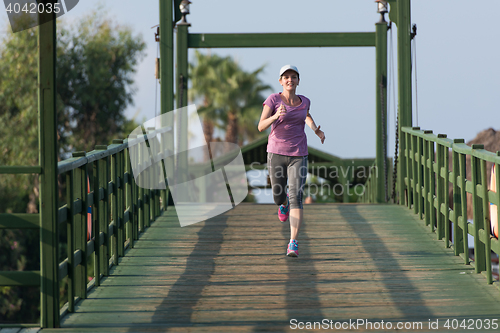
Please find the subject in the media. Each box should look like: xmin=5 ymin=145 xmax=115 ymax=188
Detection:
xmin=304 ymin=196 xmax=314 ymax=204
xmin=258 ymin=64 xmax=325 ymax=257
xmin=490 ymin=165 xmax=498 ymax=238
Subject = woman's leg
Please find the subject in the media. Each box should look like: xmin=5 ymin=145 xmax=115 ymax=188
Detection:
xmin=290 ymin=209 xmax=303 ymax=240
xmin=288 ymin=155 xmax=308 ymax=241
xmin=267 ymin=153 xmax=288 ymax=206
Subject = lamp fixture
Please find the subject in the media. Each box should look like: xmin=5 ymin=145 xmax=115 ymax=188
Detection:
xmin=179 ymin=0 xmax=192 ymax=24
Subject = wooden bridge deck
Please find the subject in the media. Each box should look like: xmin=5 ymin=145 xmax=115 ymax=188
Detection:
xmin=40 ymin=203 xmax=500 ymax=332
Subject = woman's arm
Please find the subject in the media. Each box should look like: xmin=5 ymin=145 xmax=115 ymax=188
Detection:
xmin=305 ymin=111 xmax=325 ymax=144
xmin=258 ymin=104 xmax=285 ymax=132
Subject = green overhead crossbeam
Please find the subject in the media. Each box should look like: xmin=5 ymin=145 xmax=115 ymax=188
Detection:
xmin=167 ymin=2 xmax=400 ymax=204
xmin=188 ymin=32 xmax=376 ymax=48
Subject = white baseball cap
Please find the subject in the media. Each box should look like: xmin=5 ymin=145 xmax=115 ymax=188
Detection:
xmin=279 ymin=64 xmax=299 ymax=77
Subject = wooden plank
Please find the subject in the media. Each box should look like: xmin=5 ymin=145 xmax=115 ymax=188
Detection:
xmin=47 ymin=204 xmax=500 ymax=333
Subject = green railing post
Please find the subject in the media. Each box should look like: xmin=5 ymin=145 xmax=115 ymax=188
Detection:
xmin=138 ymin=141 xmax=145 ymax=232
xmin=442 ymin=137 xmax=450 ymax=247
xmin=38 ymin=5 xmax=59 ymax=328
xmin=133 ymin=152 xmax=140 ymax=241
xmin=113 ymin=140 xmax=126 ymax=258
xmin=124 ymin=145 xmax=134 ymax=249
xmin=436 ymin=135 xmax=445 ymax=240
xmin=72 ymin=151 xmax=88 ymax=300
xmin=480 ymin=159 xmax=492 ymax=283
xmin=428 ymin=136 xmax=436 ymax=232
xmin=404 ymin=131 xmax=412 ymax=208
xmin=452 ymin=140 xmax=464 ymax=256
xmin=458 ymin=150 xmax=469 ymax=264
xmin=145 ymin=131 xmax=151 ymax=228
xmin=142 ymin=130 xmax=151 ymax=229
xmin=417 ymin=134 xmax=424 ymax=220
xmin=66 ymin=171 xmax=75 ymax=313
xmin=375 ymin=13 xmax=388 ymax=203
xmin=471 ymin=145 xmax=486 ymax=273
xmin=411 ymin=127 xmax=419 ymax=214
xmin=423 ymin=131 xmax=432 ymax=226
xmin=111 ymin=149 xmax=119 ymax=266
xmin=92 ymin=158 xmax=101 ymax=285
xmin=99 ymin=148 xmax=110 ymax=276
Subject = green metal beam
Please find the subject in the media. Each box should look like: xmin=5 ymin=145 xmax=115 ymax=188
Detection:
xmin=0 ymin=271 xmax=41 ymax=287
xmin=397 ymin=0 xmax=412 ymax=128
xmin=38 ymin=5 xmax=59 ymax=328
xmin=176 ymin=23 xmax=189 ymax=110
xmin=397 ymin=0 xmax=412 ymax=205
xmin=176 ymin=21 xmax=189 ymax=186
xmin=159 ymin=1 xmax=175 ymax=210
xmin=0 ymin=213 xmax=39 ymax=229
xmin=160 ymin=0 xmax=174 ymax=114
xmin=188 ymin=32 xmax=376 ymax=49
xmin=375 ymin=17 xmax=389 ymax=203
xmin=0 ymin=166 xmax=42 ymax=174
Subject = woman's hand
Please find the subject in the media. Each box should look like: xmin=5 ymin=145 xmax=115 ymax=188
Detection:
xmin=258 ymin=104 xmax=286 ymax=132
xmin=273 ymin=104 xmax=287 ymax=120
xmin=315 ymin=125 xmax=325 ymax=144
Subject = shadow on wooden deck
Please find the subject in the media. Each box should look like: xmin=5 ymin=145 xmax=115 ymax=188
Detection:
xmin=38 ymin=203 xmax=500 ymax=333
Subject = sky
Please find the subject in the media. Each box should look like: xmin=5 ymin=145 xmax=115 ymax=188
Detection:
xmin=1 ymin=0 xmax=499 ymax=160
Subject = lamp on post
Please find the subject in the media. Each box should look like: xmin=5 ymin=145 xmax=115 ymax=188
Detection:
xmin=375 ymin=0 xmax=388 ymax=22
xmin=179 ymin=0 xmax=192 ymax=24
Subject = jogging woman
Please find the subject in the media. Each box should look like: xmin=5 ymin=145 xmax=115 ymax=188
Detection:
xmin=258 ymin=65 xmax=325 ymax=257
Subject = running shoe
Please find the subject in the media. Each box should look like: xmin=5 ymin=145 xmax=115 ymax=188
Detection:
xmin=287 ymin=239 xmax=299 ymax=257
xmin=278 ymin=195 xmax=290 ymax=222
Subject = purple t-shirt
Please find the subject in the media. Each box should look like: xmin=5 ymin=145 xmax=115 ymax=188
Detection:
xmin=263 ymin=93 xmax=310 ymax=156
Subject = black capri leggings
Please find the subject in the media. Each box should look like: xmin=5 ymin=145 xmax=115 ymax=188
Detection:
xmin=267 ymin=152 xmax=308 ymax=210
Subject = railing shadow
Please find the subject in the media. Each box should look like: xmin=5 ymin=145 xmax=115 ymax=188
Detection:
xmin=339 ymin=205 xmax=435 ymax=321
xmin=149 ymin=216 xmax=228 ymax=331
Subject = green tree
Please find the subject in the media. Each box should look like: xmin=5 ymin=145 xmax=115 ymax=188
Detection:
xmin=0 ymin=12 xmax=144 ymax=213
xmin=0 ymin=27 xmax=41 ymax=324
xmin=0 ymin=12 xmax=144 ymax=323
xmin=0 ymin=27 xmax=39 ymax=214
xmin=189 ymin=51 xmax=271 ymax=147
xmin=57 ymin=12 xmax=146 ymax=153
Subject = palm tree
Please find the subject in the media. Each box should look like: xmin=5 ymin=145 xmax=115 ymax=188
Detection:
xmin=189 ymin=51 xmax=271 ymax=149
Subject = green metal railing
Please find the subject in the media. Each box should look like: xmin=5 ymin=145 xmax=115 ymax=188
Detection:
xmin=360 ymin=163 xmax=378 ymax=203
xmin=0 ymin=128 xmax=170 ymax=328
xmin=398 ymin=127 xmax=500 ymax=286
xmin=359 ymin=160 xmax=393 ymax=204
xmin=360 ymin=126 xmax=500 ymax=287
